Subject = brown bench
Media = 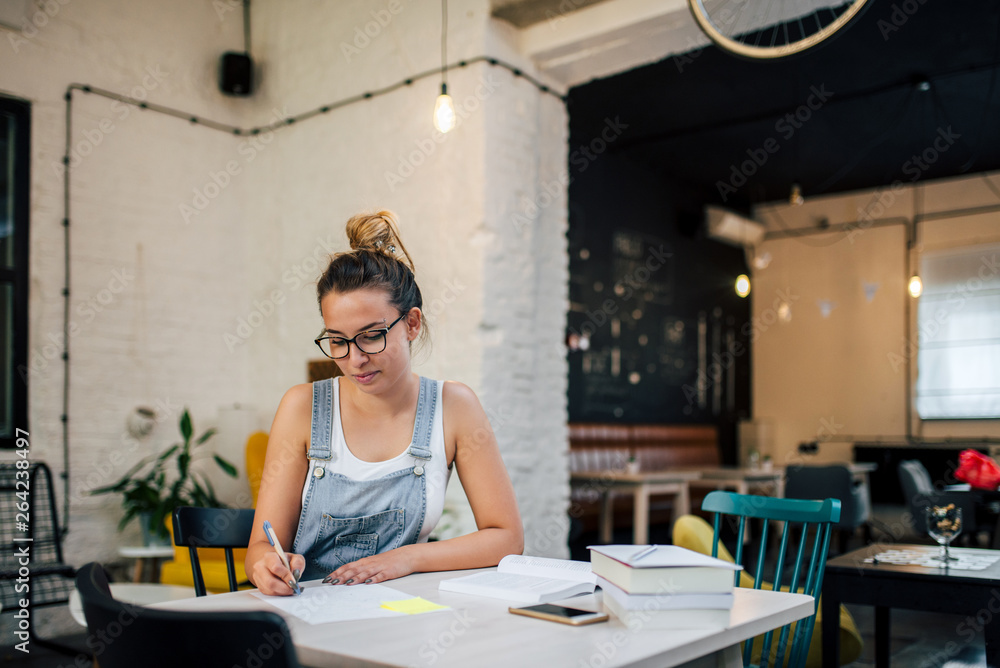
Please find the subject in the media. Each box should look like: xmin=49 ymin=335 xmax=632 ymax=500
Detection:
xmin=569 ymin=423 xmax=720 ymax=537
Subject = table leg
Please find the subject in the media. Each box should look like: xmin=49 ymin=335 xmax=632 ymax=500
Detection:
xmin=600 ymin=491 xmax=613 ymax=544
xmin=986 ymin=617 xmax=1000 ymax=668
xmin=822 ymin=584 xmax=839 ymax=668
xmin=875 ymin=606 xmax=891 ymax=668
xmin=634 ymin=484 xmax=649 ymax=545
xmin=132 ymin=559 xmax=144 ymax=584
xmin=676 ymin=483 xmax=690 ymax=518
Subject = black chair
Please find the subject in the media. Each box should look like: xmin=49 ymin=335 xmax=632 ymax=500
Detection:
xmin=897 ymin=459 xmax=992 ymax=544
xmin=0 ymin=462 xmax=79 ymax=655
xmin=76 ymin=562 xmax=300 ymax=668
xmin=784 ymin=464 xmax=872 ymax=553
xmin=172 ymin=506 xmax=255 ymax=596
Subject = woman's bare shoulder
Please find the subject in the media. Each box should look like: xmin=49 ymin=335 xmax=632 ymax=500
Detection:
xmin=441 ymin=379 xmax=478 ymax=404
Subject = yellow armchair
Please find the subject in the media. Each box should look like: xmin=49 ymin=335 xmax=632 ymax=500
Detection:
xmin=672 ymin=514 xmax=863 ymax=667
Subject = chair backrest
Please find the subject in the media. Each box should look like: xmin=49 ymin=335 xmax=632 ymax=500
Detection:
xmin=898 ymin=459 xmax=933 ymax=532
xmin=246 ymin=431 xmax=269 ymax=507
xmin=0 ymin=462 xmax=76 ymax=611
xmin=76 ymin=562 xmax=300 ymax=668
xmin=172 ymin=507 xmax=255 ymax=596
xmin=898 ymin=459 xmax=934 ymax=497
xmin=702 ymin=490 xmax=841 ymax=668
xmin=784 ymin=464 xmax=870 ymax=530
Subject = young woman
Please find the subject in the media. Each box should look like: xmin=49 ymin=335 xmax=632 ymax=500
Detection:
xmin=246 ymin=211 xmax=523 ymax=595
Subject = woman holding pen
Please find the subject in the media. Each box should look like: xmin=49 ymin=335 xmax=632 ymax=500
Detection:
xmin=246 ymin=211 xmax=523 ymax=595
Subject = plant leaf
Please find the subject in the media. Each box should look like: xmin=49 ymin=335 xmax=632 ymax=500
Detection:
xmin=213 ymin=454 xmax=238 ymax=478
xmin=195 ymin=428 xmax=217 ymax=446
xmin=180 ymin=409 xmax=193 ymax=442
xmin=155 ymin=444 xmax=180 ymax=464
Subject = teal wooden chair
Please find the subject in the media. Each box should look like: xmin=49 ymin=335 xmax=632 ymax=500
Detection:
xmin=702 ymin=490 xmax=841 ymax=668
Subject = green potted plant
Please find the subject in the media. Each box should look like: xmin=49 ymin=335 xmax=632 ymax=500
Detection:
xmin=92 ymin=408 xmax=238 ymax=545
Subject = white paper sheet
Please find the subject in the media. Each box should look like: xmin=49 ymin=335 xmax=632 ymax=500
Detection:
xmin=251 ymin=581 xmax=448 ymax=624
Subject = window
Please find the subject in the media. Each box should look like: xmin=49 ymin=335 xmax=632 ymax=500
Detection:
xmin=1 ymin=96 xmax=29 ymax=449
xmin=915 ymin=242 xmax=1000 ymax=420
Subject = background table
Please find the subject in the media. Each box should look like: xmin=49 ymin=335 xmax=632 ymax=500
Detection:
xmin=822 ymin=543 xmax=1000 ymax=668
xmin=690 ymin=466 xmax=786 ymax=497
xmin=118 ymin=545 xmax=175 ymax=583
xmin=156 ymin=568 xmax=813 ymax=668
xmin=571 ymin=470 xmax=701 ymax=544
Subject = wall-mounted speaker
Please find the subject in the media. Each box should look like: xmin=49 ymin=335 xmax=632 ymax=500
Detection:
xmin=220 ymin=52 xmax=253 ymax=96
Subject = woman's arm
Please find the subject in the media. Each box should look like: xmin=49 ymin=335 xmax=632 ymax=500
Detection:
xmin=245 ymin=383 xmax=311 ymax=595
xmin=326 ymin=381 xmax=523 ymax=585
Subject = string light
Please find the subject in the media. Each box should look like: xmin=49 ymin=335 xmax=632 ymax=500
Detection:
xmin=735 ymin=274 xmax=751 ymax=298
xmin=908 ymin=275 xmax=923 ymax=298
xmin=789 ymin=183 xmax=804 ymax=206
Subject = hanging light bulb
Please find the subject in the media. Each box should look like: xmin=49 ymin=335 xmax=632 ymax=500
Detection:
xmin=433 ymin=82 xmax=456 ymax=133
xmin=735 ymin=274 xmax=751 ymax=298
xmin=432 ymin=0 xmax=455 ymax=133
xmin=789 ymin=183 xmax=804 ymax=206
xmin=908 ymin=275 xmax=923 ymax=298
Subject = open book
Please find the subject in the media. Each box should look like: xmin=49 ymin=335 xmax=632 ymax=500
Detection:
xmin=438 ymin=555 xmax=596 ymax=605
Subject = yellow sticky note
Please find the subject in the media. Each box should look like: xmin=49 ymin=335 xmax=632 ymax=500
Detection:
xmin=380 ymin=597 xmax=448 ymax=615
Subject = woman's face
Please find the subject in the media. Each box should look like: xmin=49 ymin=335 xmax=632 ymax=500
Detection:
xmin=319 ymin=288 xmax=419 ymax=394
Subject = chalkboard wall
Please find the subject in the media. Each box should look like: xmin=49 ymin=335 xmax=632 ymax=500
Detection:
xmin=567 ymin=151 xmax=752 ymax=460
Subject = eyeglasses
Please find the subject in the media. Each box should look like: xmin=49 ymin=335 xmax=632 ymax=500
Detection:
xmin=314 ymin=313 xmax=407 ymax=360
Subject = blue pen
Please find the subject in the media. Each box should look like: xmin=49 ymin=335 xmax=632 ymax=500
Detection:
xmin=263 ymin=520 xmax=301 ymax=595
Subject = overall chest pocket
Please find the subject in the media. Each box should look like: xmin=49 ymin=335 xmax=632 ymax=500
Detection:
xmin=314 ymin=508 xmax=405 ymax=571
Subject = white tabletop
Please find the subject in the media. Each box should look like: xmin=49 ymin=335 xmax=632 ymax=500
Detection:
xmin=154 ymin=568 xmax=813 ymax=668
xmin=70 ymin=583 xmax=197 ymax=626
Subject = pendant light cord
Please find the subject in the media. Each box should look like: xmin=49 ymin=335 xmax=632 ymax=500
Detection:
xmin=243 ymin=0 xmax=252 ymax=55
xmin=441 ymin=0 xmax=448 ymax=91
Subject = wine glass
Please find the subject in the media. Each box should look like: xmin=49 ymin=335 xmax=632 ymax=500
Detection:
xmin=926 ymin=504 xmax=962 ymax=563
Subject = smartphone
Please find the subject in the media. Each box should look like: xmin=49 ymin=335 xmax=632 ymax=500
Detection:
xmin=508 ymin=603 xmax=609 ymax=626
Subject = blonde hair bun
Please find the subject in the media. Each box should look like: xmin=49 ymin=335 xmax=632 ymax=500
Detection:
xmin=345 ymin=210 xmax=415 ymax=273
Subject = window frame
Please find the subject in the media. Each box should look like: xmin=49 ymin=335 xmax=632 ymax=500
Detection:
xmin=1 ymin=95 xmax=30 ymax=450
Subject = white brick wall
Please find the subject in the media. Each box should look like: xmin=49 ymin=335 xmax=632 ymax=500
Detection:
xmin=1 ymin=0 xmax=572 ymax=587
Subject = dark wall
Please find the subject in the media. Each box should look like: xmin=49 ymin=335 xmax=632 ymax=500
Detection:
xmin=566 ymin=148 xmax=752 ymax=462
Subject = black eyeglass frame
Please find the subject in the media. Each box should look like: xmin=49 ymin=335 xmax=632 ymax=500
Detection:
xmin=314 ymin=313 xmax=408 ymax=360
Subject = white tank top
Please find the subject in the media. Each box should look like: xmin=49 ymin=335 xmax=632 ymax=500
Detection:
xmin=300 ymin=377 xmax=452 ymax=542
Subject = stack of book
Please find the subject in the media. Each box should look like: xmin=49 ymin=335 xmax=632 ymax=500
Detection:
xmin=589 ymin=545 xmax=742 ymax=628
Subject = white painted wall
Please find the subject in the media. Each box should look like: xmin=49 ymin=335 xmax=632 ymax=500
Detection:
xmin=0 ymin=0 xmax=572 ymax=601
xmin=752 ymin=172 xmax=1000 ymax=466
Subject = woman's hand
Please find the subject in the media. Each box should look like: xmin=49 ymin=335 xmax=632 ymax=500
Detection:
xmin=251 ymin=550 xmax=306 ymax=596
xmin=323 ymin=545 xmax=416 ymax=585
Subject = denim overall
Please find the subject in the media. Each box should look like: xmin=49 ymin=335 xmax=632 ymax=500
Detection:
xmin=292 ymin=376 xmax=436 ymax=581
